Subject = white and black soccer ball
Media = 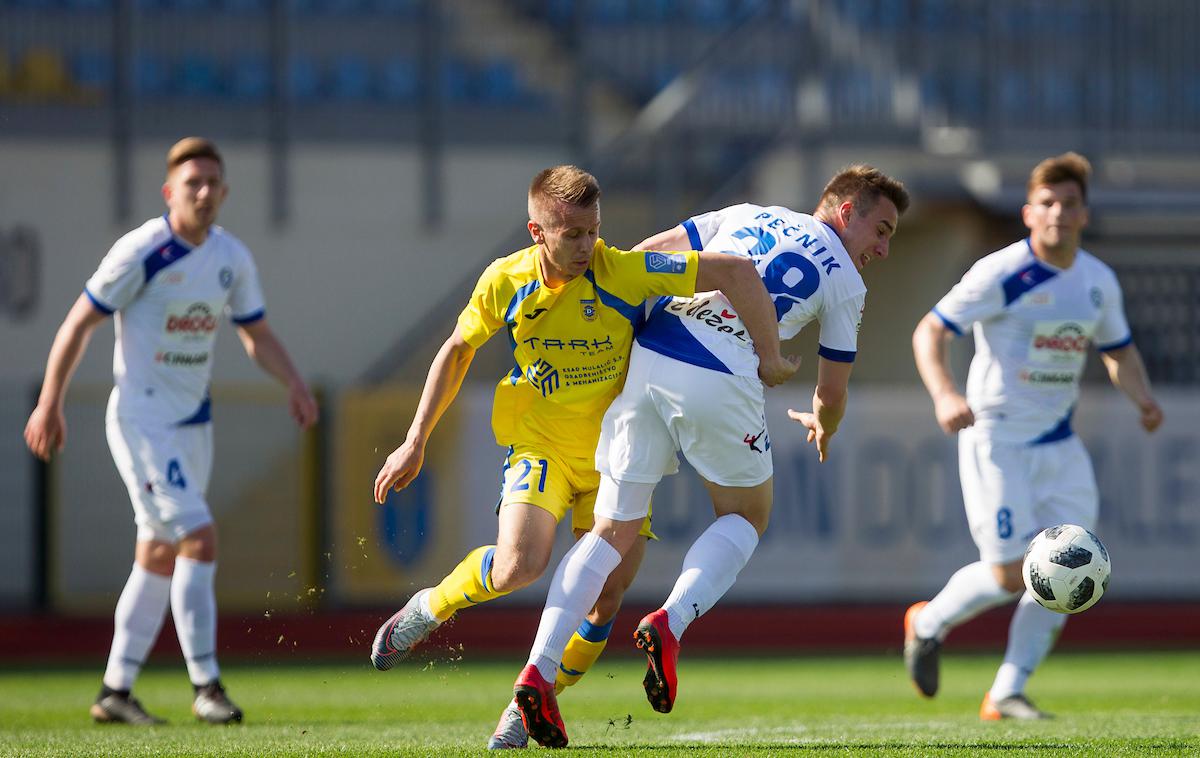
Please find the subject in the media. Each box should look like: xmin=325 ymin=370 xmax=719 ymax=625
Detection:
xmin=1022 ymin=524 xmax=1111 ymax=614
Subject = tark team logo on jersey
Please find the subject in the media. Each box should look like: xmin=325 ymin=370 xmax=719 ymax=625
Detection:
xmin=580 ymin=298 xmax=597 ymax=321
xmin=219 ymin=266 xmax=233 ymax=290
xmin=526 ymin=358 xmax=560 ymax=397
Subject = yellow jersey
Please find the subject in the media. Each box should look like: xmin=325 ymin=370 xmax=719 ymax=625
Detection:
xmin=458 ymin=240 xmax=699 ymax=458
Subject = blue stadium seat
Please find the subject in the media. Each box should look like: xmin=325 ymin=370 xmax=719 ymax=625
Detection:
xmin=476 ymin=60 xmax=521 ymax=105
xmin=228 ymin=55 xmax=270 ymax=101
xmin=222 ymin=0 xmax=267 ymax=13
xmin=378 ymin=56 xmax=419 ymax=103
xmin=176 ymin=53 xmax=223 ymax=97
xmin=318 ymin=0 xmax=361 ymax=15
xmin=165 ymin=0 xmax=210 ymax=11
xmin=288 ymin=55 xmax=321 ymax=100
xmin=632 ymin=0 xmax=672 ymax=23
xmin=438 ymin=58 xmax=473 ymax=103
xmin=587 ymin=0 xmax=630 ymax=25
xmin=328 ymin=55 xmax=372 ymax=100
xmin=1129 ymin=66 xmax=1164 ymax=125
xmin=369 ymin=0 xmax=417 ymax=16
xmin=997 ymin=70 xmax=1029 ymax=120
xmin=875 ymin=0 xmax=908 ymax=30
xmin=62 ymin=0 xmax=112 ymax=11
xmin=917 ymin=0 xmax=952 ymax=32
xmin=134 ymin=54 xmax=169 ymax=98
xmin=1180 ymin=75 xmax=1200 ymax=119
xmin=1040 ymin=70 xmax=1080 ymax=121
xmin=544 ymin=0 xmax=575 ymax=26
xmin=948 ymin=68 xmax=984 ymax=122
xmin=71 ymin=51 xmax=113 ymax=94
xmin=688 ymin=0 xmax=729 ymax=26
xmin=8 ymin=0 xmax=56 ymax=8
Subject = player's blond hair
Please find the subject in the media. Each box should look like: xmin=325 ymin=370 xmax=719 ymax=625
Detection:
xmin=1028 ymin=152 xmax=1091 ymax=201
xmin=816 ymin=165 xmax=910 ymax=217
xmin=167 ymin=136 xmax=224 ymax=178
xmin=528 ymin=165 xmax=601 ymax=224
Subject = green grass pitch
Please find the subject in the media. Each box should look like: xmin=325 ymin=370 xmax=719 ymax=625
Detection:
xmin=2 ymin=651 xmax=1198 ymax=756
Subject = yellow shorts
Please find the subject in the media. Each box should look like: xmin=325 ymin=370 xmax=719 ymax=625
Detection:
xmin=498 ymin=444 xmax=655 ymax=539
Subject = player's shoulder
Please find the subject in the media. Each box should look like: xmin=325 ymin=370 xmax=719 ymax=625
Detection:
xmin=206 ymin=225 xmax=257 ymax=265
xmin=478 ymin=245 xmax=539 ymax=289
xmin=1075 ymin=248 xmax=1119 ymax=280
xmin=709 ymin=202 xmax=765 ymax=223
xmin=108 ymin=216 xmax=173 ymax=261
xmin=966 ymin=240 xmax=1034 ymax=280
xmin=208 ymin=224 xmax=249 ymax=253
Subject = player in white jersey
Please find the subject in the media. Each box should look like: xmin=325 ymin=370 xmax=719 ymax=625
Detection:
xmin=509 ymin=166 xmax=909 ymax=746
xmin=24 ymin=138 xmax=318 ymax=726
xmin=905 ymin=153 xmax=1163 ymax=720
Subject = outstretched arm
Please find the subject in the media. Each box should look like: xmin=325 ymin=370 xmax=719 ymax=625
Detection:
xmin=235 ymin=318 xmax=319 ymax=429
xmin=24 ymin=293 xmax=109 ymax=461
xmin=695 ymin=252 xmax=800 ymax=386
xmin=1100 ymin=344 xmax=1163 ymax=432
xmin=787 ymin=356 xmax=852 ymax=462
xmin=913 ymin=311 xmax=974 ymax=434
xmin=374 ymin=325 xmax=477 ymax=503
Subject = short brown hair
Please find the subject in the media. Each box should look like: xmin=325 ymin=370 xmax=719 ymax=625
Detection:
xmin=1028 ymin=152 xmax=1091 ymax=201
xmin=528 ymin=165 xmax=601 ymax=222
xmin=817 ymin=164 xmax=910 ymax=216
xmin=167 ymin=137 xmax=223 ymax=176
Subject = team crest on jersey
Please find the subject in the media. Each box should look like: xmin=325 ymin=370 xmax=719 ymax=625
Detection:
xmin=219 ymin=266 xmax=233 ymax=290
xmin=1089 ymin=286 xmax=1102 ymax=308
xmin=644 ymin=252 xmax=687 ymax=274
xmin=580 ymin=299 xmax=597 ymax=321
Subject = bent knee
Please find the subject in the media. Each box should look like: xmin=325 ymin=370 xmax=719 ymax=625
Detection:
xmin=489 ymin=554 xmax=549 ymax=593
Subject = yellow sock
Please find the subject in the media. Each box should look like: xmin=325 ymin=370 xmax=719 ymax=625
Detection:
xmin=427 ymin=546 xmax=509 ymax=621
xmin=555 ymin=619 xmax=613 ymax=694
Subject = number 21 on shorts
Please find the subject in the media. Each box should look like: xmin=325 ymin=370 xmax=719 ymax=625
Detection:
xmin=510 ymin=458 xmax=548 ymax=494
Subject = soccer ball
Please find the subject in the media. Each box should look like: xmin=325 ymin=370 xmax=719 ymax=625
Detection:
xmin=1022 ymin=524 xmax=1111 ymax=614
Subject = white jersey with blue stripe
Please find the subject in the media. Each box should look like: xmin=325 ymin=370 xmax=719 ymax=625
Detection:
xmin=635 ymin=203 xmax=867 ymax=377
xmin=933 ymin=239 xmax=1131 ymax=444
xmin=84 ymin=215 xmax=266 ymax=425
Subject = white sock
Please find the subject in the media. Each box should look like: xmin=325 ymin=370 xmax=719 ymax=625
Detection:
xmin=915 ymin=561 xmax=1019 ymax=641
xmin=662 ymin=514 xmax=759 ymax=642
xmin=527 ymin=532 xmax=621 ymax=683
xmin=103 ymin=563 xmax=172 ymax=691
xmin=171 ymin=557 xmax=220 ymax=686
xmin=989 ymin=592 xmax=1068 ymax=700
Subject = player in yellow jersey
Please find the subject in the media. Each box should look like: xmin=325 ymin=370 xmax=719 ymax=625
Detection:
xmin=368 ymin=165 xmax=798 ymax=748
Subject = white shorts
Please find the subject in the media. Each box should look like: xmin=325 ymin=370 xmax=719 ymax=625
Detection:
xmin=596 ymin=342 xmax=772 ymax=489
xmin=959 ymin=428 xmax=1098 ymax=564
xmin=106 ymin=396 xmax=214 ymax=543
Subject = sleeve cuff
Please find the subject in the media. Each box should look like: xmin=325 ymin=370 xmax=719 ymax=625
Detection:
xmin=1097 ymin=334 xmax=1133 ymax=352
xmin=84 ymin=288 xmax=115 ymax=315
xmin=932 ymin=307 xmax=963 ymax=336
xmin=682 ymin=218 xmax=703 ymax=251
xmin=231 ymin=308 xmax=265 ymax=325
xmin=817 ymin=344 xmax=856 ymax=363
